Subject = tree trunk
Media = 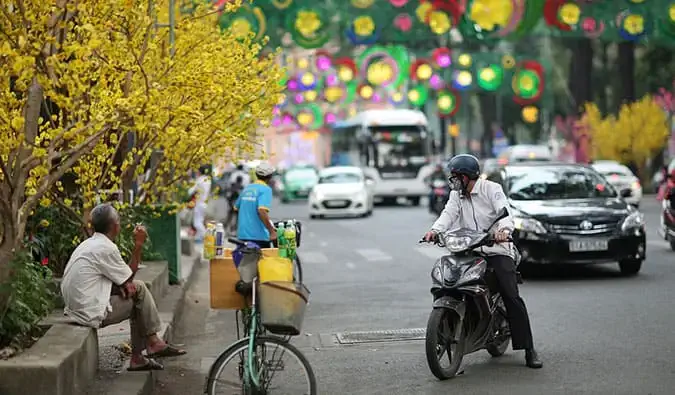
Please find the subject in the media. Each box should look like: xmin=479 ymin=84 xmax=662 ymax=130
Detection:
xmin=477 ymin=92 xmax=496 ymax=157
xmin=568 ymin=39 xmax=594 ymax=115
xmin=618 ymin=42 xmax=636 ymax=104
xmin=597 ymin=42 xmax=609 ymax=114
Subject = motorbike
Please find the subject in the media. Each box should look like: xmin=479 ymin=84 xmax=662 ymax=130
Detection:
xmin=420 ymin=207 xmax=523 ymax=380
xmin=428 ymin=179 xmax=450 ymax=215
xmin=659 ymin=190 xmax=675 ymax=251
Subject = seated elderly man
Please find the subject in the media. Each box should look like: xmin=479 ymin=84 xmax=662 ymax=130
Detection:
xmin=61 ymin=203 xmax=186 ymax=371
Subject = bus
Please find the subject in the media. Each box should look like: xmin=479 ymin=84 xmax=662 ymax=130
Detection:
xmin=330 ymin=109 xmax=434 ymax=205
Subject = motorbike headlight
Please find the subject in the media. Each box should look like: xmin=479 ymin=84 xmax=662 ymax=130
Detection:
xmin=513 ymin=216 xmax=547 ymax=234
xmin=443 ymin=235 xmax=473 ymax=252
xmin=621 ymin=211 xmax=644 ymax=231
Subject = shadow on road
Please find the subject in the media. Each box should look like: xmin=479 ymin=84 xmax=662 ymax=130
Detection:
xmin=520 ymin=263 xmax=629 ymax=282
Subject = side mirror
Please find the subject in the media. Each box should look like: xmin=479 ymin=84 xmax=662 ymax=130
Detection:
xmin=620 ymin=188 xmax=632 ymax=198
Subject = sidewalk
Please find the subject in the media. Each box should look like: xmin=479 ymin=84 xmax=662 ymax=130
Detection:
xmin=153 ymin=255 xmax=240 ymax=394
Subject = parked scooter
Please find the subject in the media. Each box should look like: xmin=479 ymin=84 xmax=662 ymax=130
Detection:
xmin=419 ymin=208 xmax=523 ymax=380
xmin=428 ymin=179 xmax=450 ymax=215
xmin=658 ymin=178 xmax=675 ymax=251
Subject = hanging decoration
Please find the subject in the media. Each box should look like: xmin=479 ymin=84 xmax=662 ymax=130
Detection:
xmin=657 ymin=2 xmax=675 ymax=39
xmin=359 ymin=46 xmax=404 ymax=88
xmin=295 ymin=103 xmax=323 ymax=129
xmin=512 ymin=60 xmax=544 ymax=105
xmin=358 ymin=84 xmax=375 ymax=100
xmin=432 ymin=47 xmax=452 ymax=68
xmin=335 ymin=57 xmax=358 ymax=82
xmin=452 ymin=70 xmax=473 ymax=90
xmin=408 ymin=85 xmax=429 ymax=107
xmin=389 ymin=90 xmax=406 ymax=106
xmin=346 ymin=15 xmax=380 ymax=45
xmin=351 ymin=0 xmax=376 ymax=8
xmin=437 ymin=90 xmax=460 ymax=117
xmin=617 ymin=11 xmax=649 ymax=42
xmin=315 ymin=50 xmax=333 ymax=71
xmin=477 ymin=64 xmax=504 ymax=91
xmin=271 ymin=0 xmax=293 ymax=10
xmin=410 ymin=59 xmax=434 ymax=81
xmin=522 ymin=106 xmax=539 ymax=123
xmin=457 ymin=53 xmax=472 ymax=67
xmin=287 ymin=8 xmax=331 ymax=49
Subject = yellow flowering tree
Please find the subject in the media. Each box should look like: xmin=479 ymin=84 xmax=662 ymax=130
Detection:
xmin=0 ymin=0 xmax=282 ymax=293
xmin=584 ymin=95 xmax=669 ymax=176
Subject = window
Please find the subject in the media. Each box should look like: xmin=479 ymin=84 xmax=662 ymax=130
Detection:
xmin=506 ymin=166 xmax=617 ymax=201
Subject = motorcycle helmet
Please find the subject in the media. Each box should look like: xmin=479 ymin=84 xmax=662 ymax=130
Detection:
xmin=447 ymin=154 xmax=481 ymax=180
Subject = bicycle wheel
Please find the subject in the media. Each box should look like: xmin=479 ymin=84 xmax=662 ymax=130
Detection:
xmin=292 ymin=255 xmax=303 ymax=284
xmin=205 ymin=336 xmax=317 ymax=395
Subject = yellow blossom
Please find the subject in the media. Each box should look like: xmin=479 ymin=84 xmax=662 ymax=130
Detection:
xmin=295 ymin=10 xmax=322 ymax=37
xmin=469 ymin=0 xmax=513 ymax=31
xmin=353 ymin=16 xmax=375 ymax=36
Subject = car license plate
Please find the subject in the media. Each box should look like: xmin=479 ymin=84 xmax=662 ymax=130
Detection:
xmin=296 ymin=190 xmax=308 ymax=197
xmin=569 ymin=239 xmax=609 ymax=252
xmin=325 ymin=200 xmax=347 ymax=207
xmin=394 ymin=188 xmax=407 ymax=193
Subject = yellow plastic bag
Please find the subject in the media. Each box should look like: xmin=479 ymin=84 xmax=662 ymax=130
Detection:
xmin=258 ymin=256 xmax=293 ymax=283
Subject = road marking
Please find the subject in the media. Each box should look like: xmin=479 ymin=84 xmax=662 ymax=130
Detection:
xmin=300 ymin=251 xmax=329 ymax=264
xmin=355 ymin=248 xmax=393 ymax=261
xmin=415 ymin=246 xmax=444 ymax=260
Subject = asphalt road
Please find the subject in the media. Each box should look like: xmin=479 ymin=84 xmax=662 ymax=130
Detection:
xmin=155 ymin=197 xmax=675 ymax=395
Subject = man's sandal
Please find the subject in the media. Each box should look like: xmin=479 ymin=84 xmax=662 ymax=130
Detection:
xmin=146 ymin=344 xmax=187 ymax=358
xmin=127 ymin=357 xmax=164 ymax=371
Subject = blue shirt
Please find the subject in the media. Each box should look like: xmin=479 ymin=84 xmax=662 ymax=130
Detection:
xmin=235 ymin=180 xmax=273 ymax=241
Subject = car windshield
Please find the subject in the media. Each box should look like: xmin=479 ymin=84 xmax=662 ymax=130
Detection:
xmin=285 ymin=168 xmax=317 ymax=182
xmin=599 ymin=168 xmax=633 ymax=178
xmin=506 ymin=166 xmax=617 ymax=200
xmin=318 ymin=172 xmax=362 ymax=184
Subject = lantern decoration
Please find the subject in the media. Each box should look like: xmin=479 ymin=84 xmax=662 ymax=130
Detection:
xmin=372 ymin=92 xmax=382 ymax=102
xmin=512 ymin=60 xmax=545 ymax=105
xmin=428 ymin=10 xmax=452 ymax=34
xmin=432 ymin=47 xmax=452 ymax=68
xmin=543 ymin=0 xmax=573 ymax=31
xmin=429 ymin=74 xmax=444 ymax=90
xmin=325 ymin=74 xmax=340 ymax=87
xmin=299 ymin=72 xmax=317 ymax=90
xmin=359 ymin=45 xmax=410 ymax=89
xmin=408 ymin=85 xmax=429 ymax=107
xmin=617 ymin=11 xmax=649 ymax=41
xmin=437 ymin=90 xmax=460 ymax=117
xmin=468 ymin=0 xmax=514 ymax=32
xmin=558 ymin=2 xmax=581 ymax=26
xmin=581 ymin=17 xmax=605 ymax=39
xmin=335 ymin=57 xmax=357 ymax=82
xmin=410 ymin=59 xmax=433 ymax=81
xmin=452 ymin=70 xmax=473 ymax=90
xmin=521 ymin=106 xmax=539 ymax=123
xmin=286 ymin=78 xmax=299 ymax=91
xmin=457 ymin=53 xmax=472 ymax=67
xmin=218 ymin=4 xmax=267 ymax=41
xmin=281 ymin=112 xmax=295 ymax=125
xmin=304 ymin=90 xmax=318 ymax=102
xmin=416 ymin=2 xmax=433 ymax=23
xmin=297 ymin=58 xmax=310 ymax=69
xmin=287 ymin=8 xmax=331 ymax=49
xmin=358 ymin=84 xmax=375 ymax=100
xmin=390 ymin=0 xmax=409 ymax=8
xmin=477 ymin=64 xmax=504 ymax=91
xmin=293 ymin=93 xmax=304 ymax=104
xmin=346 ymin=15 xmax=380 ymax=45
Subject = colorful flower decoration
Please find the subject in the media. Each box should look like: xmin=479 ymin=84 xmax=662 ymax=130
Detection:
xmin=432 ymin=47 xmax=452 ymax=68
xmin=394 ymin=14 xmax=413 ymax=32
xmin=416 ymin=2 xmax=433 ymax=23
xmin=218 ymin=4 xmax=267 ymax=41
xmin=512 ymin=0 xmax=543 ymax=37
xmin=477 ymin=64 xmax=504 ymax=91
xmin=429 ymin=74 xmax=444 ymax=90
xmin=390 ymin=0 xmax=409 ymax=7
xmin=335 ymin=57 xmax=357 ymax=82
xmin=315 ymin=50 xmax=332 ymax=71
xmin=271 ymin=0 xmax=293 ymax=9
xmin=324 ymin=86 xmax=345 ymax=103
xmin=581 ymin=17 xmax=605 ymax=39
xmin=558 ymin=2 xmax=581 ymax=26
xmin=429 ymin=11 xmax=452 ymax=34
xmin=389 ymin=91 xmax=406 ymax=106
xmin=657 ymin=3 xmax=675 ymax=40
xmin=367 ymin=62 xmax=396 ymax=86
xmin=522 ymin=106 xmax=538 ymax=123
xmin=408 ymin=85 xmax=429 ymax=107
xmin=359 ymin=46 xmax=410 ymax=89
xmin=286 ymin=8 xmax=331 ymax=49
xmin=358 ymin=84 xmax=375 ymax=100
xmin=453 ymin=70 xmax=473 ymax=90
xmin=295 ymin=103 xmax=323 ymax=129
xmin=410 ymin=59 xmax=433 ymax=81
xmin=437 ymin=90 xmax=460 ymax=117
xmin=299 ymin=72 xmax=317 ymax=90
xmin=457 ymin=53 xmax=472 ymax=67
xmin=512 ymin=60 xmax=545 ymax=105
xmin=618 ymin=12 xmax=649 ymax=41
xmin=286 ymin=78 xmax=299 ymax=91
xmin=346 ymin=15 xmax=380 ymax=45
xmin=324 ymin=112 xmax=338 ymax=125
xmin=351 ymin=0 xmax=375 ymax=8
xmin=304 ymin=90 xmax=318 ymax=102
xmin=544 ymin=0 xmax=573 ymax=31
xmin=469 ymin=0 xmax=513 ymax=32
xmin=502 ymin=55 xmax=516 ymax=69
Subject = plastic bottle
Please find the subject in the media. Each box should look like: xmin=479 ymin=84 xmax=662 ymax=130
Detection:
xmin=203 ymin=222 xmax=216 ymax=259
xmin=284 ymin=221 xmax=297 ymax=260
xmin=276 ymin=222 xmax=288 ymax=258
xmin=214 ymin=223 xmax=225 ymax=258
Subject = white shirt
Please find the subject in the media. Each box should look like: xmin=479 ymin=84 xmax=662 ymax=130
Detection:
xmin=61 ymin=233 xmax=133 ymax=327
xmin=431 ymin=179 xmax=516 ymax=257
xmin=229 ymin=170 xmax=250 ymax=187
xmin=189 ymin=175 xmax=212 ymax=205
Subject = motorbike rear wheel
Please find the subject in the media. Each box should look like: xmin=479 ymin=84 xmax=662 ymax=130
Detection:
xmin=425 ymin=308 xmax=463 ymax=380
xmin=486 ymin=296 xmax=511 ymax=357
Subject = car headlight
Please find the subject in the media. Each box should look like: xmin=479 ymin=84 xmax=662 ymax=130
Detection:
xmin=442 ymin=235 xmax=473 ymax=252
xmin=513 ymin=216 xmax=548 ymax=234
xmin=311 ymin=190 xmax=323 ymax=201
xmin=621 ymin=211 xmax=644 ymax=231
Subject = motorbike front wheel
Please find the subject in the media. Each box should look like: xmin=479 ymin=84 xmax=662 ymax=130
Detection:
xmin=486 ymin=296 xmax=511 ymax=357
xmin=425 ymin=308 xmax=463 ymax=380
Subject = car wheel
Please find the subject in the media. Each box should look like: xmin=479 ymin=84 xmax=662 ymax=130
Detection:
xmin=670 ymin=239 xmax=675 ymax=251
xmin=618 ymin=259 xmax=642 ymax=276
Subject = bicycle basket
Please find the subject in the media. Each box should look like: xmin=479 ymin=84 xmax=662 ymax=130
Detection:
xmin=259 ymin=281 xmax=310 ymax=336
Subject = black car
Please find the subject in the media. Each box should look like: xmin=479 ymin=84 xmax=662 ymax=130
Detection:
xmin=486 ymin=162 xmax=646 ymax=275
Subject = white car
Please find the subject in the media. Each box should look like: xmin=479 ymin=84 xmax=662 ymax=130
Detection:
xmin=591 ymin=160 xmax=642 ymax=206
xmin=309 ymin=166 xmax=374 ymax=219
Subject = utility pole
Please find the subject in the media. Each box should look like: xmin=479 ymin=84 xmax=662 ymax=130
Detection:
xmin=150 ymin=0 xmax=176 ymax=57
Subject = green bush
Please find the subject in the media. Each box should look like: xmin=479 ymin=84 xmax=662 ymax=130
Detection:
xmin=0 ymin=249 xmax=54 ymax=349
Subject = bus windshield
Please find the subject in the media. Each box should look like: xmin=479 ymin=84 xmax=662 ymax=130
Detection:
xmin=370 ymin=125 xmax=429 ymax=179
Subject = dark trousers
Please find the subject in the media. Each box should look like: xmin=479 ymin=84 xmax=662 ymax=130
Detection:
xmin=486 ymin=254 xmax=534 ymax=350
xmin=240 ymin=239 xmax=272 ymax=248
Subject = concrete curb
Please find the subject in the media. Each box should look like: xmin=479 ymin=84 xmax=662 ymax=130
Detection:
xmin=85 ymin=253 xmax=203 ymax=395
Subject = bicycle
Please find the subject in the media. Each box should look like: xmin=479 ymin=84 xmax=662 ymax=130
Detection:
xmin=204 ymin=238 xmax=317 ymax=395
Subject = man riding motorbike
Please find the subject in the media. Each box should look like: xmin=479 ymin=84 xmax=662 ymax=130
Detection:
xmin=427 ymin=163 xmax=449 ymax=213
xmin=423 ymin=154 xmax=543 ymax=369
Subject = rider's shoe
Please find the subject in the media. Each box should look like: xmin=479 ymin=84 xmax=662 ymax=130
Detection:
xmin=525 ymin=348 xmax=543 ymax=369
